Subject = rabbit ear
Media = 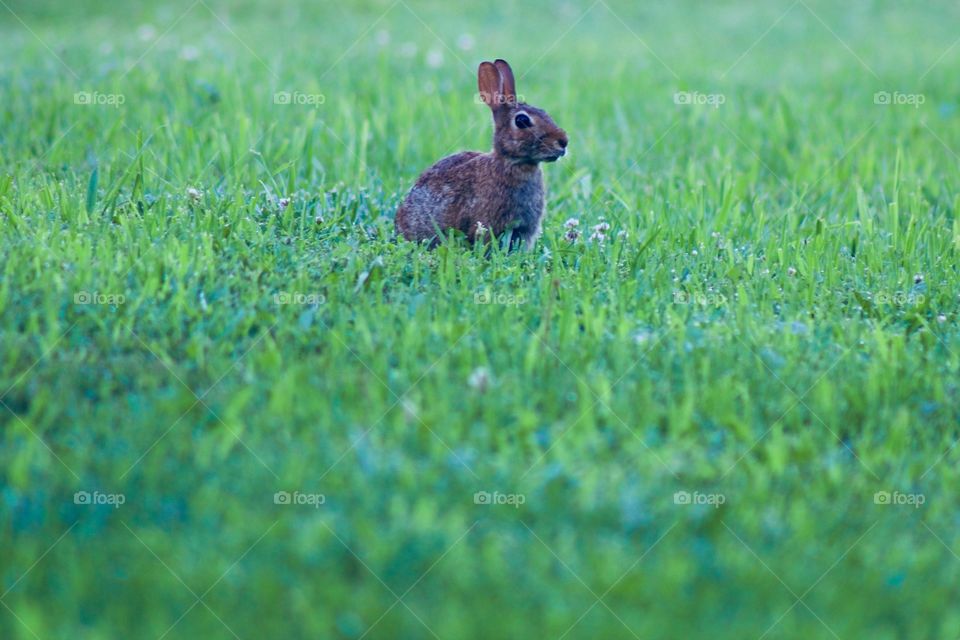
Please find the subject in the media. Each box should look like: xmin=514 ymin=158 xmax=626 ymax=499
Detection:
xmin=493 ymin=59 xmax=516 ymax=105
xmin=478 ymin=61 xmax=502 ymax=109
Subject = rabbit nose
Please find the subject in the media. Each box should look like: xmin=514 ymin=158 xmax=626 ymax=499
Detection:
xmin=557 ymin=137 xmax=568 ymax=149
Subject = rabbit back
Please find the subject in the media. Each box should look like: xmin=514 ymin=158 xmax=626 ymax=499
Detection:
xmin=395 ymin=151 xmax=545 ymax=247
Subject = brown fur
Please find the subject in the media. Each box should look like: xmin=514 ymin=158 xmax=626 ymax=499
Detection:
xmin=395 ymin=59 xmax=568 ymax=249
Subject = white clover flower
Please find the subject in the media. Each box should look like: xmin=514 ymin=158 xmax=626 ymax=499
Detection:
xmin=589 ymin=220 xmax=611 ymax=243
xmin=426 ymin=49 xmax=444 ymax=68
xmin=591 ymin=221 xmax=610 ymax=234
xmin=136 ymin=24 xmax=157 ymax=42
xmin=402 ymin=398 xmax=418 ymax=421
xmin=186 ymin=187 xmax=202 ymax=201
xmin=468 ymin=367 xmax=491 ymax=392
xmin=179 ymin=46 xmax=200 ymax=61
xmin=633 ymin=329 xmax=653 ymax=344
xmin=564 ymin=217 xmax=580 ymax=229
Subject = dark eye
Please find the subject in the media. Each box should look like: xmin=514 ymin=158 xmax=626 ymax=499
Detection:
xmin=514 ymin=113 xmax=532 ymax=129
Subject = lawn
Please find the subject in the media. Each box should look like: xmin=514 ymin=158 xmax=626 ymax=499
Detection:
xmin=2 ymin=0 xmax=959 ymax=638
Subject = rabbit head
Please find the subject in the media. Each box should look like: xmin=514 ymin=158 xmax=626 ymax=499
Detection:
xmin=478 ymin=59 xmax=568 ymax=164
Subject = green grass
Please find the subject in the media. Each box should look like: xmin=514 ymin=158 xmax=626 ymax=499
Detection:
xmin=2 ymin=0 xmax=960 ymax=637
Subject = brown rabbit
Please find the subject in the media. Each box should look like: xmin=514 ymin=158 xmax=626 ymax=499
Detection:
xmin=395 ymin=59 xmax=568 ymax=250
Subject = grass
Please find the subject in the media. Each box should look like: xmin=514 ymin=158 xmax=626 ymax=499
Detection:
xmin=2 ymin=0 xmax=960 ymax=637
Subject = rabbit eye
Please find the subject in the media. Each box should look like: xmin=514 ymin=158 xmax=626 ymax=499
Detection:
xmin=514 ymin=113 xmax=532 ymax=129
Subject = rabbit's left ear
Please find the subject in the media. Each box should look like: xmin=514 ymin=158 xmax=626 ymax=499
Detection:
xmin=478 ymin=61 xmax=502 ymax=109
xmin=493 ymin=59 xmax=516 ymax=105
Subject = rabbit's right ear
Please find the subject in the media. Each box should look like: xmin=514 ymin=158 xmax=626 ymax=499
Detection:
xmin=478 ymin=61 xmax=502 ymax=109
xmin=493 ymin=60 xmax=516 ymax=105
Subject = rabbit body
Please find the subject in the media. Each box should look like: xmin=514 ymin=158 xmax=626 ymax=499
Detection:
xmin=397 ymin=150 xmax=545 ymax=247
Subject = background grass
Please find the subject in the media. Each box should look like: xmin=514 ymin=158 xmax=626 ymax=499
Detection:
xmin=2 ymin=0 xmax=960 ymax=637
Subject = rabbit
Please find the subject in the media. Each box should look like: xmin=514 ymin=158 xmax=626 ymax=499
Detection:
xmin=395 ymin=58 xmax=568 ymax=250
